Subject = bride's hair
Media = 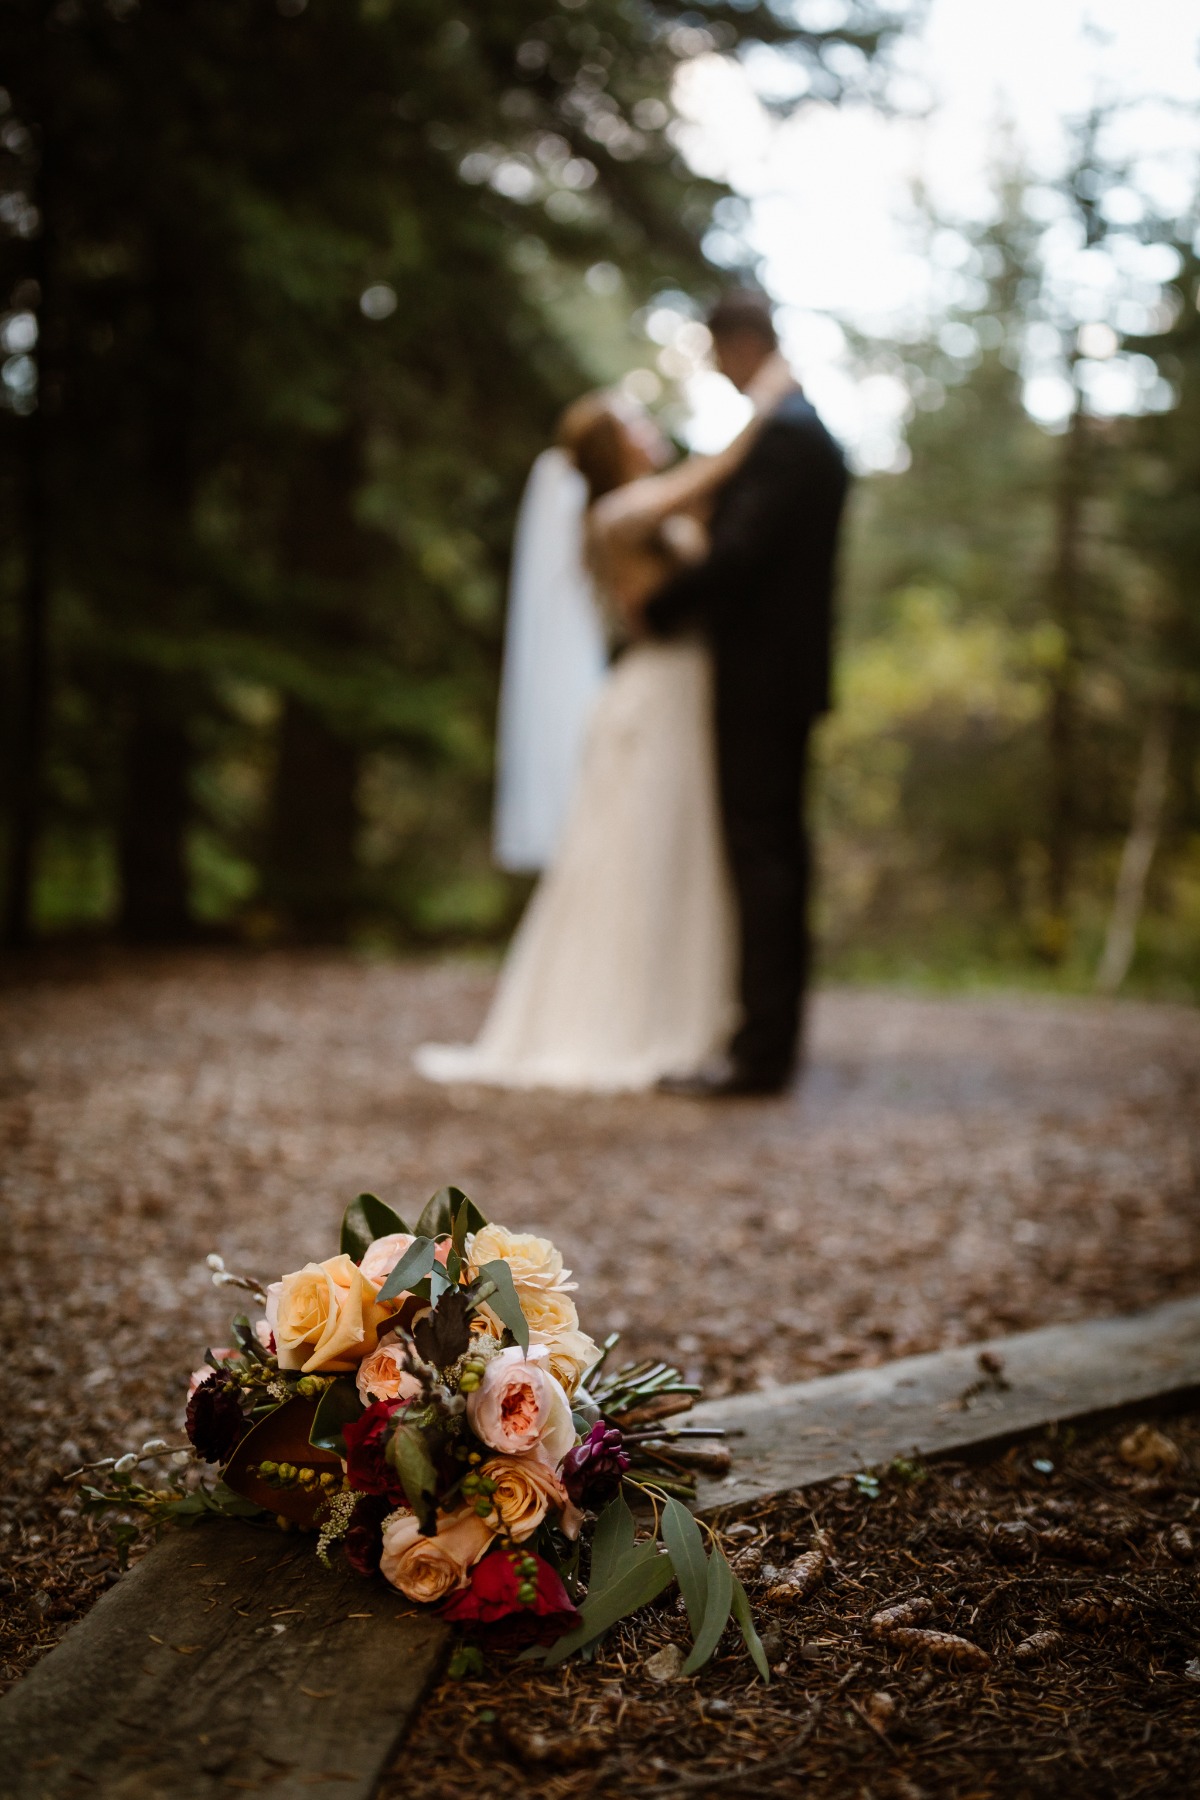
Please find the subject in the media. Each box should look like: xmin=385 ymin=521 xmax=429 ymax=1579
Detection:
xmin=556 ymin=392 xmax=629 ymax=505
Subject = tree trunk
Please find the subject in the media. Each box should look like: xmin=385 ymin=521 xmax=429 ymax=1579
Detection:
xmin=1042 ymin=398 xmax=1087 ymax=959
xmin=1095 ymin=708 xmax=1171 ymax=995
xmin=262 ymin=695 xmax=360 ymax=941
xmin=117 ymin=685 xmax=193 ymax=943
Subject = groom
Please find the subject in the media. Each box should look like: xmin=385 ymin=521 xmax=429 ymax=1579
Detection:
xmin=641 ymin=291 xmax=848 ymax=1097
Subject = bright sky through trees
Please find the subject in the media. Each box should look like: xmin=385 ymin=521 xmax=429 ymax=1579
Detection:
xmin=673 ymin=0 xmax=1200 ymax=465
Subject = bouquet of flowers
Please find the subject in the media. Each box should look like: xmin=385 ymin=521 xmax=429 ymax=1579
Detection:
xmin=78 ymin=1187 xmax=767 ymax=1676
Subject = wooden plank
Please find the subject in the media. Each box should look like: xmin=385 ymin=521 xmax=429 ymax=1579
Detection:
xmin=0 ymin=1521 xmax=448 ymax=1800
xmin=693 ymin=1295 xmax=1200 ymax=1515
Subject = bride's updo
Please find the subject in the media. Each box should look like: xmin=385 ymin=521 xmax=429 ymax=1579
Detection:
xmin=557 ymin=392 xmax=631 ymax=505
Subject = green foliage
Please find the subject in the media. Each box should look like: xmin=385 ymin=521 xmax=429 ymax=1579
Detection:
xmin=340 ymin=1191 xmax=411 ymax=1261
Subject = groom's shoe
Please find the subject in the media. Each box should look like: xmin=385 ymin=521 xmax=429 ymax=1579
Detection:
xmin=656 ymin=1058 xmax=791 ymax=1100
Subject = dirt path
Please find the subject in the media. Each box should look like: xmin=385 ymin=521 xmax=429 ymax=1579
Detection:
xmin=2 ymin=954 xmax=1199 ymax=1684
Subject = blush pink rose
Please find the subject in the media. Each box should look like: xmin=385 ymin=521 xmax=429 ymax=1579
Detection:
xmin=359 ymin=1233 xmax=452 ymax=1291
xmin=355 ymin=1340 xmax=426 ymax=1406
xmin=466 ymin=1345 xmax=576 ymax=1467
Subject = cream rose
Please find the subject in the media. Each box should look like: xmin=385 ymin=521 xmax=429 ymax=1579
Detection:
xmin=518 ymin=1287 xmax=580 ymax=1338
xmin=355 ymin=1340 xmax=425 ymax=1406
xmin=467 ymin=1344 xmax=577 ymax=1466
xmin=268 ymin=1253 xmax=384 ymax=1374
xmin=467 ymin=1225 xmax=576 ymax=1293
xmin=480 ymin=1454 xmax=569 ymax=1541
xmin=530 ymin=1327 xmax=600 ymax=1398
xmin=379 ymin=1506 xmax=495 ymax=1603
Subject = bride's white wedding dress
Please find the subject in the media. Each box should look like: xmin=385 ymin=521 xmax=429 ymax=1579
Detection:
xmin=416 ymin=633 xmax=737 ymax=1092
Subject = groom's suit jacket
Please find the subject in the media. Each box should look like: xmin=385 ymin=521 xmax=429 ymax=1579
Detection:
xmin=642 ymin=389 xmax=847 ymax=1082
xmin=642 ymin=390 xmax=847 ymax=725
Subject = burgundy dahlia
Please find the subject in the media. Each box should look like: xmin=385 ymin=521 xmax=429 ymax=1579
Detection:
xmin=561 ymin=1421 xmax=630 ymax=1508
xmin=184 ymin=1374 xmax=248 ymax=1464
xmin=341 ymin=1398 xmax=407 ymax=1501
xmin=343 ymin=1493 xmax=391 ymax=1577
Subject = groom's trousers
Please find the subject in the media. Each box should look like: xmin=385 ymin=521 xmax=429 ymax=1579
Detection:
xmin=716 ymin=699 xmax=814 ymax=1085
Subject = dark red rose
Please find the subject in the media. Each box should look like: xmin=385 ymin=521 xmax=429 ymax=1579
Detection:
xmin=561 ymin=1421 xmax=630 ymax=1507
xmin=341 ymin=1398 xmax=406 ymax=1500
xmin=343 ymin=1493 xmax=391 ymax=1577
xmin=185 ymin=1374 xmax=248 ymax=1464
xmin=441 ymin=1548 xmax=580 ymax=1648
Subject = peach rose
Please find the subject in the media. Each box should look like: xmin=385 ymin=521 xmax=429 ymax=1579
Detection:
xmin=267 ymin=1253 xmax=384 ymax=1374
xmin=355 ymin=1339 xmax=426 ymax=1406
xmin=467 ymin=1344 xmax=576 ymax=1466
xmin=379 ymin=1506 xmax=495 ymax=1603
xmin=480 ymin=1454 xmax=569 ymax=1541
xmin=467 ymin=1225 xmax=576 ymax=1294
xmin=530 ymin=1327 xmax=600 ymax=1398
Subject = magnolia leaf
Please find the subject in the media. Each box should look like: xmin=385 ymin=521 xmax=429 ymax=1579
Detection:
xmin=376 ymin=1236 xmax=438 ymax=1304
xmin=340 ymin=1192 xmax=409 ymax=1262
xmin=472 ymin=1258 xmax=528 ymax=1353
xmin=662 ymin=1497 xmax=708 ymax=1639
xmin=451 ymin=1191 xmax=489 ymax=1256
xmin=308 ymin=1378 xmax=365 ymax=1456
xmin=731 ymin=1572 xmax=770 ymax=1684
xmin=542 ymin=1543 xmax=674 ymax=1667
xmin=681 ymin=1545 xmax=735 ymax=1676
xmin=413 ymin=1289 xmax=473 ymax=1368
xmin=590 ymin=1495 xmax=637 ymax=1594
xmin=416 ymin=1186 xmax=468 ymax=1241
xmin=387 ymin=1421 xmax=437 ymax=1533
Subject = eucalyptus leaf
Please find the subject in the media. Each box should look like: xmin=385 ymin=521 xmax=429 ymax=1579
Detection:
xmin=376 ymin=1236 xmax=438 ymax=1304
xmin=340 ymin=1192 xmax=409 ymax=1261
xmin=231 ymin=1314 xmax=268 ymax=1364
xmin=661 ymin=1497 xmax=708 ymax=1639
xmin=308 ymin=1378 xmax=365 ymax=1456
xmin=681 ymin=1545 xmax=734 ymax=1676
xmin=430 ymin=1261 xmax=452 ymax=1304
xmin=731 ymin=1573 xmax=770 ymax=1684
xmin=386 ymin=1421 xmax=437 ymax=1532
xmin=542 ymin=1544 xmax=674 ymax=1667
xmin=473 ymin=1258 xmax=528 ymax=1353
xmin=590 ymin=1495 xmax=636 ymax=1594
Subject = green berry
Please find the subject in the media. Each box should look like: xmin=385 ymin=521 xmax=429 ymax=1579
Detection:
xmin=474 ymin=1496 xmax=493 ymax=1518
xmin=459 ymin=1373 xmax=481 ymax=1393
xmin=258 ymin=1460 xmax=278 ymax=1478
xmin=297 ymin=1467 xmax=315 ymax=1486
xmin=516 ymin=1582 xmax=537 ymax=1605
xmin=520 ymin=1556 xmax=538 ymax=1577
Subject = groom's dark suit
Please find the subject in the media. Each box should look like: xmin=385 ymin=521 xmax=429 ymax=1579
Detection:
xmin=643 ymin=391 xmax=848 ymax=1086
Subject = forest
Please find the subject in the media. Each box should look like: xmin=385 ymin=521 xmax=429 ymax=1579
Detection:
xmin=2 ymin=0 xmax=1198 ymax=997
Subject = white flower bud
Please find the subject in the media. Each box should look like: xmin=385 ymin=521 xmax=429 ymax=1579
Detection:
xmin=141 ymin=1438 xmax=168 ymax=1454
xmin=114 ymin=1453 xmax=138 ymax=1473
xmin=206 ymin=1252 xmax=226 ymax=1271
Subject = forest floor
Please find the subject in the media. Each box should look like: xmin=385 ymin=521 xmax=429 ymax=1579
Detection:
xmin=2 ymin=950 xmax=1199 ymax=1701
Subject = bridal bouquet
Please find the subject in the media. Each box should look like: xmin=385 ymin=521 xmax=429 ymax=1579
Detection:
xmin=78 ymin=1187 xmax=767 ymax=1676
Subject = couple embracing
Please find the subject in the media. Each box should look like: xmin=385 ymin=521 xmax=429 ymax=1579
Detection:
xmin=418 ymin=292 xmax=848 ymax=1099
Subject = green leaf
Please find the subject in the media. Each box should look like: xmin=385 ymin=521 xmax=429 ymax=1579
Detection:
xmin=590 ymin=1495 xmax=636 ymax=1594
xmin=731 ymin=1573 xmax=770 ymax=1684
xmin=542 ymin=1543 xmax=674 ymax=1667
xmin=231 ymin=1314 xmax=269 ymax=1364
xmin=416 ymin=1186 xmax=468 ymax=1241
xmin=451 ymin=1191 xmax=489 ymax=1255
xmin=341 ymin=1192 xmax=409 ymax=1261
xmin=681 ymin=1545 xmax=735 ymax=1676
xmin=472 ymin=1258 xmax=528 ymax=1352
xmin=376 ymin=1236 xmax=438 ymax=1304
xmin=661 ymin=1498 xmax=708 ymax=1639
xmin=386 ymin=1421 xmax=438 ymax=1532
xmin=308 ymin=1378 xmax=365 ymax=1455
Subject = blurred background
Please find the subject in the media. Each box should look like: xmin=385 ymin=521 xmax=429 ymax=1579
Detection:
xmin=2 ymin=0 xmax=1198 ymax=997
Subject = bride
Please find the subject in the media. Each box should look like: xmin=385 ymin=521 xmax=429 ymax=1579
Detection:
xmin=415 ymin=382 xmax=783 ymax=1092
